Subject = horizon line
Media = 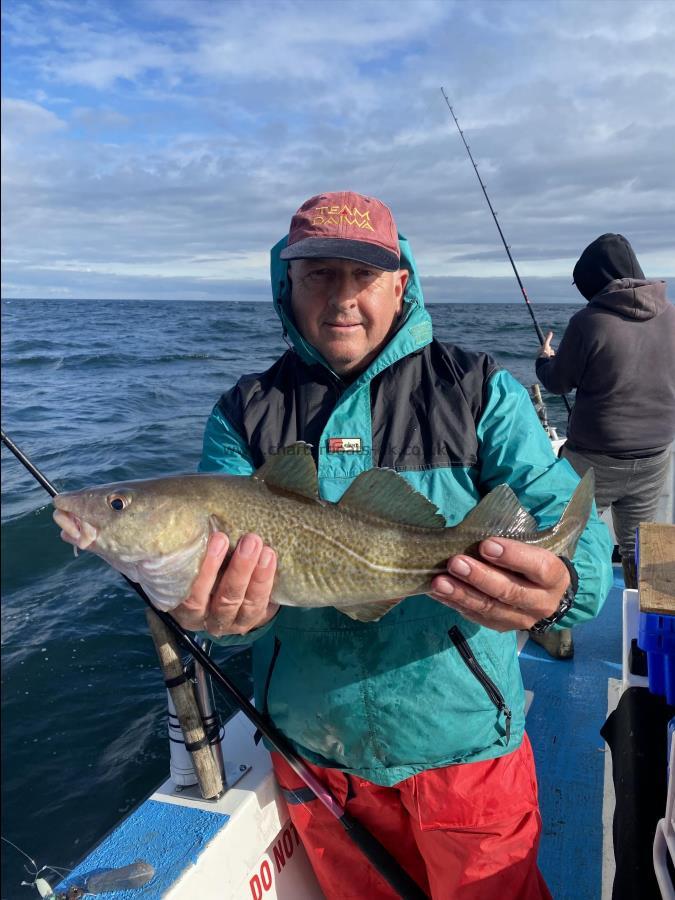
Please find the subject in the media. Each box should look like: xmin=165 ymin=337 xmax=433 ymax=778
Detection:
xmin=1 ymin=296 xmax=585 ymax=305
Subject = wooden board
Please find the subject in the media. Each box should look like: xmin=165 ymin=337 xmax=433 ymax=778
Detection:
xmin=638 ymin=523 xmax=675 ymax=614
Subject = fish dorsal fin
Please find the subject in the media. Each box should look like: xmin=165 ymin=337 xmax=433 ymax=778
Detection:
xmin=339 ymin=468 xmax=446 ymax=529
xmin=461 ymin=484 xmax=538 ymax=537
xmin=335 ymin=598 xmax=402 ymax=623
xmin=254 ymin=443 xmax=319 ymax=501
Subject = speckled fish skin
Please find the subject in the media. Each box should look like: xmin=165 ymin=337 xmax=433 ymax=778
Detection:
xmin=52 ymin=444 xmax=594 ymax=621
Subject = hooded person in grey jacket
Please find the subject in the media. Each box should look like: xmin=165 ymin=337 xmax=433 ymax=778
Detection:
xmin=536 ymin=234 xmax=675 ymax=636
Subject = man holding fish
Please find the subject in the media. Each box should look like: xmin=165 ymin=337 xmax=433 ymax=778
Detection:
xmin=55 ymin=192 xmax=613 ymax=899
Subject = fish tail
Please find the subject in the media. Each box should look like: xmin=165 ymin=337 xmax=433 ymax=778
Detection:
xmin=551 ymin=468 xmax=595 ymax=558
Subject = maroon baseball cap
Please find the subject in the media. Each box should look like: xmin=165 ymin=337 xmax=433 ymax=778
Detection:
xmin=279 ymin=191 xmax=400 ymax=271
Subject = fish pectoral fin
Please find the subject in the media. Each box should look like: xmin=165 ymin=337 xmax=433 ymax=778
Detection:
xmin=339 ymin=468 xmax=446 ymax=529
xmin=208 ymin=514 xmax=225 ymax=534
xmin=334 ymin=598 xmax=402 ymax=623
xmin=254 ymin=442 xmax=320 ymax=502
xmin=461 ymin=484 xmax=538 ymax=537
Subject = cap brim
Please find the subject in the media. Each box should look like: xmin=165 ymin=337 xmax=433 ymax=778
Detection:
xmin=279 ymin=237 xmax=400 ymax=272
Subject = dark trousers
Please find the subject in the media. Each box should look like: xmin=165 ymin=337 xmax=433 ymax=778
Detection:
xmin=561 ymin=445 xmax=671 ymax=586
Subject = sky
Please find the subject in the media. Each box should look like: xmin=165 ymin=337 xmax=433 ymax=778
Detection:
xmin=2 ymin=0 xmax=674 ymax=303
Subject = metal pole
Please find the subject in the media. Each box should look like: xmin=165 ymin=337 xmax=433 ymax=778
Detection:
xmin=193 ymin=637 xmax=227 ymax=780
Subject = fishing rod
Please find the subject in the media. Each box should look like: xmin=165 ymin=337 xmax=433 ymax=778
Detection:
xmin=440 ymin=87 xmax=573 ymax=417
xmin=0 ymin=428 xmax=426 ymax=900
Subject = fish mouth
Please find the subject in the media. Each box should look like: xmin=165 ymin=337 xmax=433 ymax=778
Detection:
xmin=52 ymin=508 xmax=98 ymax=550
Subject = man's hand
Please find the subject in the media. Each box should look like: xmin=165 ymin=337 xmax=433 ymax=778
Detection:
xmin=537 ymin=330 xmax=555 ymax=359
xmin=430 ymin=539 xmax=570 ymax=633
xmin=171 ymin=532 xmax=279 ymax=636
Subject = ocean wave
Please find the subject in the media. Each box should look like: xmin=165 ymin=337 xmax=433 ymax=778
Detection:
xmin=2 ymin=354 xmax=66 ymax=369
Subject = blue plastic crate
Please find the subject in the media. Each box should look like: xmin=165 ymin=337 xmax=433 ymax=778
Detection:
xmin=638 ymin=613 xmax=675 ymax=703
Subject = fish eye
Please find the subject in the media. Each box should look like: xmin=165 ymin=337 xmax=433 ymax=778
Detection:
xmin=107 ymin=493 xmax=130 ymax=511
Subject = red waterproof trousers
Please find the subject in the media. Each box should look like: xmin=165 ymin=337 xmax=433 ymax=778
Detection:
xmin=271 ymin=734 xmax=552 ymax=900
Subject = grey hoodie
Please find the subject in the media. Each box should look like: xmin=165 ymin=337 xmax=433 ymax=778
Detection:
xmin=537 ymin=273 xmax=675 ymax=457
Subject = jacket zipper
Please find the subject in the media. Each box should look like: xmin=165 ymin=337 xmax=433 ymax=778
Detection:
xmin=448 ymin=626 xmax=512 ymax=744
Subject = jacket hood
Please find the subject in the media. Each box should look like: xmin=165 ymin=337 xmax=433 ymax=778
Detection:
xmin=572 ymin=233 xmax=645 ymax=301
xmin=589 ymin=277 xmax=670 ymax=321
xmin=269 ymin=232 xmax=433 ymax=378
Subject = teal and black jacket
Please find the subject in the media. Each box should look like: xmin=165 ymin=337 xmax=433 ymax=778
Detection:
xmin=200 ymin=234 xmax=613 ymax=787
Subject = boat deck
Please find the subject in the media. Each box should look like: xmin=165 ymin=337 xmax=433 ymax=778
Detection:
xmin=522 ymin=567 xmax=625 ymax=900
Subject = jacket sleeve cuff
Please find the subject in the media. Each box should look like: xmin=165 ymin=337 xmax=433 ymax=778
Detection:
xmin=535 ymin=357 xmax=554 ymax=386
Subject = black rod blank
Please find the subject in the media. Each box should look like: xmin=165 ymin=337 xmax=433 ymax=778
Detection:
xmin=1 ymin=429 xmax=59 ymax=496
xmin=440 ymin=88 xmax=572 ymax=416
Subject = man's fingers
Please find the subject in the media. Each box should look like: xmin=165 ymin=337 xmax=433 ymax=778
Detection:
xmin=537 ymin=331 xmax=555 ymax=358
xmin=240 ymin=547 xmax=278 ymax=629
xmin=431 ymin=541 xmax=572 ymax=630
xmin=430 ymin=586 xmax=534 ymax=632
xmin=477 ymin=539 xmax=568 ymax=591
xmin=246 ymin=547 xmax=277 ymax=603
xmin=192 ymin=532 xmax=231 ymax=602
xmin=170 ymin=532 xmax=278 ymax=635
xmin=214 ymin=533 xmax=264 ymax=602
xmin=204 ymin=534 xmax=278 ymax=634
xmin=432 ymin=559 xmax=534 ymax=615
xmin=444 ymin=555 xmax=533 ymax=612
xmin=171 ymin=532 xmax=230 ymax=630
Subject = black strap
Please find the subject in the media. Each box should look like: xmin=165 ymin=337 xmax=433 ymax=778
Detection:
xmin=281 ymin=787 xmax=318 ymax=805
xmin=558 ymin=555 xmax=579 ymax=594
xmin=164 ymin=672 xmax=190 ymax=689
xmin=530 ymin=556 xmax=578 ymax=633
xmin=184 ymin=735 xmax=210 ymax=752
xmin=254 ymin=712 xmax=274 ymax=745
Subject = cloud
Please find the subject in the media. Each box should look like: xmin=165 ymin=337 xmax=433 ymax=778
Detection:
xmin=1 ymin=0 xmax=674 ymax=299
xmin=1 ymin=97 xmax=67 ymax=137
xmin=71 ymin=106 xmax=132 ymax=132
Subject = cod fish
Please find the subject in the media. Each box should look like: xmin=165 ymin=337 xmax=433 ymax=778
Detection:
xmin=53 ymin=443 xmax=594 ymax=623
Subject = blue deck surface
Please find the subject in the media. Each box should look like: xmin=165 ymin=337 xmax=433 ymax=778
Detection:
xmin=521 ymin=568 xmax=624 ymax=900
xmin=55 ymin=799 xmax=229 ymax=898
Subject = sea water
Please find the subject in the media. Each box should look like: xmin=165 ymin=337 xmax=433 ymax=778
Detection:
xmin=0 ymin=297 xmax=579 ymax=896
